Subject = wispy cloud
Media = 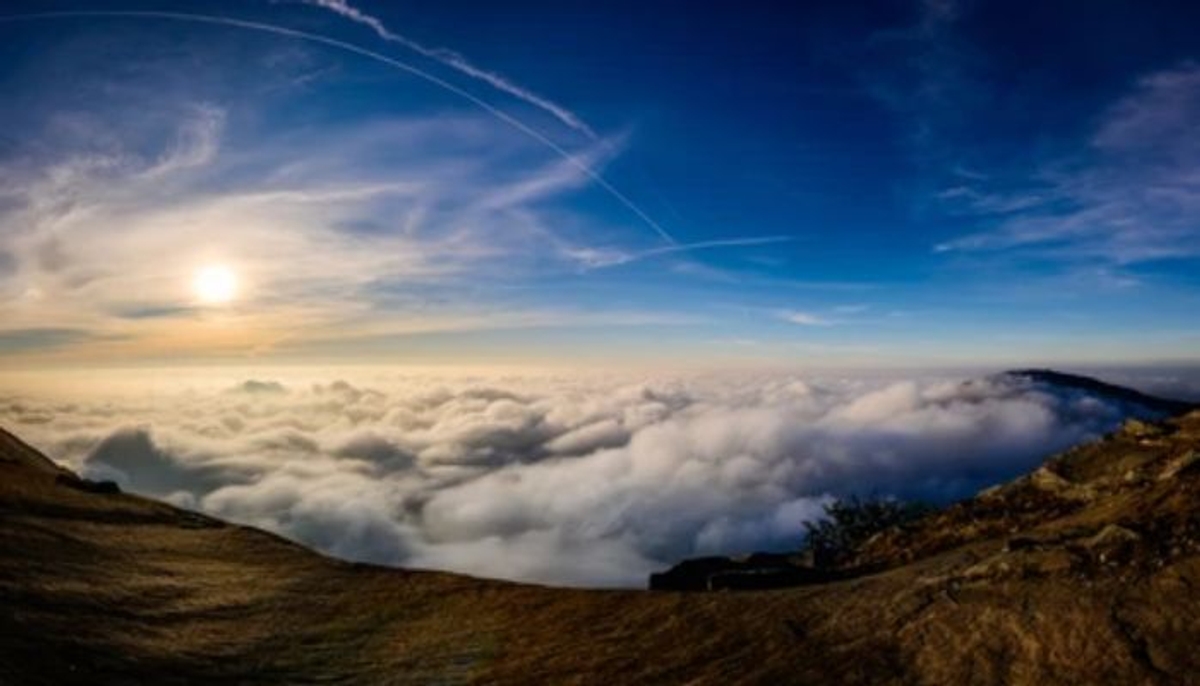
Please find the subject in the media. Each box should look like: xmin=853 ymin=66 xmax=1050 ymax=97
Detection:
xmin=139 ymin=103 xmax=225 ymax=178
xmin=299 ymin=0 xmax=597 ymax=139
xmin=859 ymin=0 xmax=1200 ymax=269
xmin=860 ymin=0 xmax=970 ymax=155
xmin=564 ymin=236 xmax=795 ymax=269
xmin=778 ymin=310 xmax=831 ymax=326
xmin=0 ymin=83 xmax=644 ymax=361
xmin=935 ymin=63 xmax=1200 ymax=264
xmin=0 ymin=20 xmax=789 ymax=367
xmin=1 ymin=10 xmax=676 ymax=244
xmin=0 ymin=328 xmax=106 ymax=353
xmin=477 ymin=142 xmax=618 ymax=210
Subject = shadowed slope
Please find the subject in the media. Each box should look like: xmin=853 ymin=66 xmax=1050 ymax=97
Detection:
xmin=3 ymin=412 xmax=1200 ymax=684
xmin=1005 ymin=369 xmax=1199 ymax=416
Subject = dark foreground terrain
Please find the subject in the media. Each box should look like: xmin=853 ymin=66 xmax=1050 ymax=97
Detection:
xmin=3 ymin=411 xmax=1200 ymax=684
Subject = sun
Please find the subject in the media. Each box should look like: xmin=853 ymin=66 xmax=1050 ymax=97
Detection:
xmin=192 ymin=264 xmax=238 ymax=305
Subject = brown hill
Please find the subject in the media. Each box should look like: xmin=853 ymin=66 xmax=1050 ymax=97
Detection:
xmin=3 ymin=413 xmax=1200 ymax=684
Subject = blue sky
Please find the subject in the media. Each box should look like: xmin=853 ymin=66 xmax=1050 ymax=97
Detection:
xmin=1 ymin=0 xmax=1199 ymax=369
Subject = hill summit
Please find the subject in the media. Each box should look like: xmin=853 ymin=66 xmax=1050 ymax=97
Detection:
xmin=1003 ymin=368 xmax=1198 ymax=415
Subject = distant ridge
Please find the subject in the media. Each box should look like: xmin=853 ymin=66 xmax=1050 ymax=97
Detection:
xmin=1003 ymin=368 xmax=1198 ymax=416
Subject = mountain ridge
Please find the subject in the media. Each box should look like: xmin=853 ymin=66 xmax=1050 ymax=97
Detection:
xmin=1002 ymin=368 xmax=1198 ymax=415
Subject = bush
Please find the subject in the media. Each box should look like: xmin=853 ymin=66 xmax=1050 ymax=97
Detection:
xmin=802 ymin=496 xmax=932 ymax=568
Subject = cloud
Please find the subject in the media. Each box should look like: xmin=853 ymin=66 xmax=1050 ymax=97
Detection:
xmin=563 ymin=236 xmax=795 ymax=270
xmin=0 ymin=10 xmax=822 ymax=368
xmin=859 ymin=0 xmax=972 ymax=154
xmin=299 ymin=0 xmax=598 ymax=139
xmin=857 ymin=2 xmax=1200 ymax=268
xmin=140 ymin=103 xmax=225 ymax=178
xmin=779 ymin=310 xmax=831 ymax=326
xmin=1 ymin=9 xmax=677 ymax=247
xmin=929 ymin=60 xmax=1200 ymax=264
xmin=1091 ymin=64 xmax=1200 ymax=156
xmin=233 ymin=380 xmax=288 ymax=395
xmin=0 ymin=44 xmax=673 ymax=361
xmin=0 ymin=328 xmax=102 ymax=352
xmin=2 ymin=368 xmax=1178 ymax=587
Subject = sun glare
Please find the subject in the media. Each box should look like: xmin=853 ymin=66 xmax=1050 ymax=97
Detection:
xmin=192 ymin=264 xmax=238 ymax=305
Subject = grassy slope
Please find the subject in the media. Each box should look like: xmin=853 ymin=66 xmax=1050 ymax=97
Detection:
xmin=3 ymin=414 xmax=1200 ymax=685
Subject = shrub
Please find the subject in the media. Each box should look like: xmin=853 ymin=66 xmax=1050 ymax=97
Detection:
xmin=802 ymin=496 xmax=932 ymax=568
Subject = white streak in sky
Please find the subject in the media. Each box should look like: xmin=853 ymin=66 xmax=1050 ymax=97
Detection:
xmin=779 ymin=310 xmax=830 ymax=326
xmin=568 ymin=236 xmax=795 ymax=269
xmin=301 ymin=0 xmax=597 ymax=139
xmin=0 ymin=10 xmax=677 ymax=244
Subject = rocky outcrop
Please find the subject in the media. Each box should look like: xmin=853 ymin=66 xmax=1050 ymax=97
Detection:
xmin=649 ymin=552 xmax=842 ymax=591
xmin=54 ymin=473 xmax=121 ymax=495
xmin=851 ymin=412 xmax=1200 ymax=575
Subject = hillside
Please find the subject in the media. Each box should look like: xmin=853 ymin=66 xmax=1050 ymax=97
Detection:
xmin=3 ymin=409 xmax=1200 ymax=684
xmin=1004 ymin=369 xmax=1198 ymax=415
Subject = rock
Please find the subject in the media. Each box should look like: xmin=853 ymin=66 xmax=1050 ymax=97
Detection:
xmin=649 ymin=557 xmax=737 ymax=591
xmin=1159 ymin=450 xmax=1200 ymax=481
xmin=707 ymin=566 xmax=828 ymax=591
xmin=1004 ymin=526 xmax=1097 ymax=553
xmin=1080 ymin=524 xmax=1141 ymax=564
xmin=650 ymin=552 xmax=838 ymax=591
xmin=1124 ymin=418 xmax=1164 ymax=439
xmin=977 ymin=483 xmax=1005 ymax=500
xmin=959 ymin=554 xmax=1012 ymax=581
xmin=958 ymin=549 xmax=1077 ymax=582
xmin=1005 ymin=535 xmax=1044 ymax=552
xmin=55 ymin=473 xmax=121 ymax=495
xmin=1030 ymin=466 xmax=1073 ymax=492
xmin=1028 ymin=466 xmax=1096 ymax=502
xmin=1023 ymin=549 xmax=1076 ymax=576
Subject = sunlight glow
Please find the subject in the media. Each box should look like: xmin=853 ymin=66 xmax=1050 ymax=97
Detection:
xmin=192 ymin=264 xmax=238 ymax=305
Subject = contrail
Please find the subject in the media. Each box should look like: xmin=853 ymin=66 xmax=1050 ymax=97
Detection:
xmin=0 ymin=10 xmax=676 ymax=244
xmin=635 ymin=235 xmax=794 ymax=259
xmin=573 ymin=235 xmax=795 ymax=268
xmin=299 ymin=0 xmax=597 ymax=139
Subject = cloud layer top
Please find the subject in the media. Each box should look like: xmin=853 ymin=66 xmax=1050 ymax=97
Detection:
xmin=0 ymin=370 xmax=1178 ymax=586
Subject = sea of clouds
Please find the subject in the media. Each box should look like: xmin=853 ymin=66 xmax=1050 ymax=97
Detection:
xmin=1 ymin=368 xmax=1192 ymax=587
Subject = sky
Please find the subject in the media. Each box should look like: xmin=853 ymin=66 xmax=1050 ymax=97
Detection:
xmin=2 ymin=0 xmax=1200 ymax=370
